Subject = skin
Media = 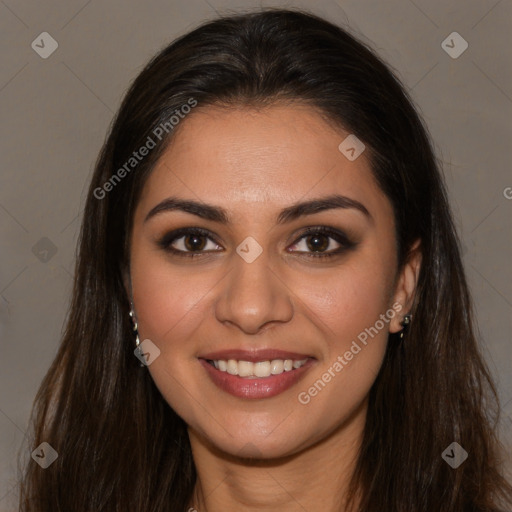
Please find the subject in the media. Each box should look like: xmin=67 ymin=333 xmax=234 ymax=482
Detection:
xmin=126 ymin=103 xmax=422 ymax=511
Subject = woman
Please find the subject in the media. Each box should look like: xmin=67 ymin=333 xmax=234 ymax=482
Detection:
xmin=18 ymin=8 xmax=512 ymax=512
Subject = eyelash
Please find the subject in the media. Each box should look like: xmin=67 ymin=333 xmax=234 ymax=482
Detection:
xmin=157 ymin=226 xmax=356 ymax=260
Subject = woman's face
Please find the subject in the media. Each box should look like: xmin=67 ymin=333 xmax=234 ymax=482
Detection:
xmin=128 ymin=104 xmax=420 ymax=459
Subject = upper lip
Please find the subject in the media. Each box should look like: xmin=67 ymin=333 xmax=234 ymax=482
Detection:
xmin=199 ymin=349 xmax=314 ymax=362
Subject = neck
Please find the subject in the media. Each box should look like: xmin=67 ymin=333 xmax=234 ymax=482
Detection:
xmin=187 ymin=399 xmax=367 ymax=512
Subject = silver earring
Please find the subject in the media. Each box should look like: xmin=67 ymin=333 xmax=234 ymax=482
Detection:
xmin=129 ymin=308 xmax=145 ymax=367
xmin=399 ymin=313 xmax=412 ymax=340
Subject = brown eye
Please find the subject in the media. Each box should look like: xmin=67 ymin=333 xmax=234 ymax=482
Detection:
xmin=157 ymin=228 xmax=222 ymax=257
xmin=182 ymin=233 xmax=207 ymax=251
xmin=288 ymin=227 xmax=356 ymax=258
xmin=304 ymin=233 xmax=330 ymax=253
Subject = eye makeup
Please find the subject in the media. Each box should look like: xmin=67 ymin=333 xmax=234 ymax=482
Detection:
xmin=155 ymin=225 xmax=359 ymax=260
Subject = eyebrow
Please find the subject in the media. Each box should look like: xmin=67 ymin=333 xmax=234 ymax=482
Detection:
xmin=144 ymin=194 xmax=372 ymax=225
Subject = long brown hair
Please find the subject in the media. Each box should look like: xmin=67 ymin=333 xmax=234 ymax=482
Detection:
xmin=17 ymin=8 xmax=512 ymax=511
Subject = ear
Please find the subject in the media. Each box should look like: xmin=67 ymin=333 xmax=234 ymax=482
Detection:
xmin=122 ymin=265 xmax=132 ymax=304
xmin=388 ymin=238 xmax=422 ymax=334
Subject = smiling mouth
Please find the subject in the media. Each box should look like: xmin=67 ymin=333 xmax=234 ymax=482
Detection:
xmin=199 ymin=356 xmax=316 ymax=399
xmin=204 ymin=357 xmax=311 ymax=379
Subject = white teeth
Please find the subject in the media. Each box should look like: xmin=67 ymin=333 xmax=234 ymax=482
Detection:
xmin=226 ymin=360 xmax=238 ymax=376
xmin=254 ymin=361 xmax=271 ymax=377
xmin=270 ymin=359 xmax=284 ymax=374
xmin=209 ymin=358 xmax=308 ymax=378
xmin=238 ymin=360 xmax=253 ymax=377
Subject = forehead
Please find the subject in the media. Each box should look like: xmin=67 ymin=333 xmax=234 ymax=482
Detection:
xmin=136 ymin=103 xmax=391 ymax=225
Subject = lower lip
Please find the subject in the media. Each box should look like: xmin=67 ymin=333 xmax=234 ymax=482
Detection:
xmin=198 ymin=358 xmax=316 ymax=399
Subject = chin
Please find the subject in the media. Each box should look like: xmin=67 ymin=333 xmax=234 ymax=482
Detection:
xmin=190 ymin=421 xmax=311 ymax=461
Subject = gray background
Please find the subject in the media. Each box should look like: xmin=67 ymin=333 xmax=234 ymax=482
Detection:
xmin=0 ymin=0 xmax=511 ymax=509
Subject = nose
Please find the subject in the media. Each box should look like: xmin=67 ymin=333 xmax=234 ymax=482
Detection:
xmin=214 ymin=247 xmax=294 ymax=335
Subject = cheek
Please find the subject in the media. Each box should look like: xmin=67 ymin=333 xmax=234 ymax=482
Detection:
xmin=130 ymin=247 xmax=222 ymax=345
xmin=290 ymin=255 xmax=394 ymax=413
xmin=297 ymin=256 xmax=395 ymax=349
xmin=129 ymin=252 xmax=223 ymax=423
